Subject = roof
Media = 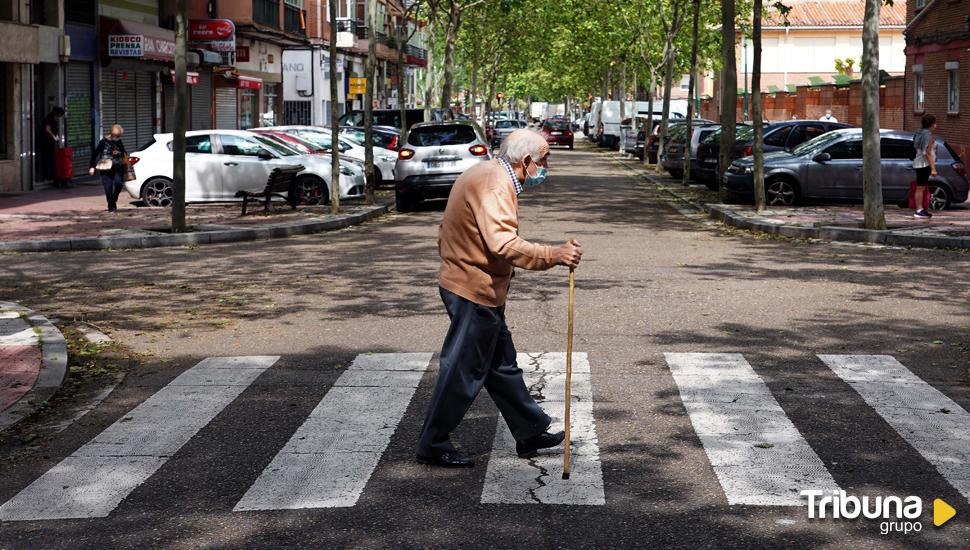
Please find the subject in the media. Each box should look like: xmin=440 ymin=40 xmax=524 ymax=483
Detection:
xmin=763 ymin=0 xmax=907 ymax=28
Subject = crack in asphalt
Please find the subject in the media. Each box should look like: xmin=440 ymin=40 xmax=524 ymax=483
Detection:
xmin=526 ymin=352 xmax=549 ymax=402
xmin=526 ymin=456 xmax=550 ymax=504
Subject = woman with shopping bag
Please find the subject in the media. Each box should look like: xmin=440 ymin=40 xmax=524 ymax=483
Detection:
xmin=88 ymin=124 xmax=128 ymax=212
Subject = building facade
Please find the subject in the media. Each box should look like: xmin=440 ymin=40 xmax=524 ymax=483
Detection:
xmin=903 ymin=0 xmax=969 ymax=158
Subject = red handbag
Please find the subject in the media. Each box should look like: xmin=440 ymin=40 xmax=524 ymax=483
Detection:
xmin=908 ymin=181 xmax=931 ymax=210
xmin=55 ymin=147 xmax=74 ymax=180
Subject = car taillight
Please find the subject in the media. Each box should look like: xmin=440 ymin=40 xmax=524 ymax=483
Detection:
xmin=954 ymin=162 xmax=966 ymax=179
xmin=398 ymin=148 xmax=416 ymax=160
xmin=389 ymin=136 xmax=399 ymax=150
xmin=565 ymin=130 xmax=573 ymax=136
xmin=128 ymin=156 xmax=140 ymax=165
xmin=469 ymin=145 xmax=488 ymax=156
xmin=742 ymin=146 xmax=753 ymax=156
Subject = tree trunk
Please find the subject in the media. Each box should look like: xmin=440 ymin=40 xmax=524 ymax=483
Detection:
xmin=620 ymin=62 xmax=627 ymax=120
xmin=752 ymin=0 xmax=766 ymax=210
xmin=644 ymin=71 xmax=655 ymax=166
xmin=364 ymin=0 xmax=377 ymax=204
xmin=656 ymin=37 xmax=675 ymax=175
xmin=719 ymin=0 xmax=737 ymax=200
xmin=397 ymin=18 xmax=409 ymax=144
xmin=439 ymin=7 xmax=461 ymax=113
xmin=861 ymin=0 xmax=886 ymax=228
xmin=470 ymin=29 xmax=479 ymax=121
xmin=424 ymin=21 xmax=436 ymax=121
xmin=172 ymin=0 xmax=187 ymax=232
xmin=683 ymin=0 xmax=701 ymax=186
xmin=329 ymin=0 xmax=340 ymax=214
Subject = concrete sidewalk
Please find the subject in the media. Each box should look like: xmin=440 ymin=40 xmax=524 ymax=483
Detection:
xmin=0 ymin=302 xmax=67 ymax=432
xmin=614 ymin=155 xmax=970 ymax=249
xmin=0 ymin=184 xmax=393 ymax=252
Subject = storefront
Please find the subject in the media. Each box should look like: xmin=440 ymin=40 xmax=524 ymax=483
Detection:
xmin=216 ymin=37 xmax=280 ymax=130
xmin=162 ymin=70 xmax=214 ymax=132
xmin=65 ymin=21 xmax=98 ymax=177
xmin=99 ymin=17 xmax=175 ymax=145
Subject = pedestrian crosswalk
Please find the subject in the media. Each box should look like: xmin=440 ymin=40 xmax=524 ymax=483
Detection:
xmin=1 ymin=351 xmax=968 ymax=521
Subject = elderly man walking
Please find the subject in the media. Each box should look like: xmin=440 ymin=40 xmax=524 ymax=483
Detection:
xmin=416 ymin=129 xmax=583 ymax=468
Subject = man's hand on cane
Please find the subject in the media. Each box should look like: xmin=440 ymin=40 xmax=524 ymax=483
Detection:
xmin=555 ymin=239 xmax=583 ymax=269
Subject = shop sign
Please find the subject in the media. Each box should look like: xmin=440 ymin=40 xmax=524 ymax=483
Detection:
xmin=108 ymin=35 xmax=143 ymax=57
xmin=170 ymin=71 xmax=200 ymax=85
xmin=190 ymin=19 xmax=236 ymax=54
xmin=349 ymin=77 xmax=367 ymax=95
xmin=238 ymin=77 xmax=262 ymax=90
xmin=236 ymin=46 xmax=250 ymax=63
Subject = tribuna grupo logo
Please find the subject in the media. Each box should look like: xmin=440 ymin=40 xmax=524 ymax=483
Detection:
xmin=801 ymin=490 xmax=957 ymax=535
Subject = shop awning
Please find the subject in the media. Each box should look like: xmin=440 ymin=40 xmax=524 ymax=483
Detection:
xmin=101 ymin=17 xmax=176 ymax=62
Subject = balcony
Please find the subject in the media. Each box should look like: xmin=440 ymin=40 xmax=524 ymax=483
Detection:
xmin=253 ymin=0 xmax=280 ymax=28
xmin=284 ymin=5 xmax=305 ymax=36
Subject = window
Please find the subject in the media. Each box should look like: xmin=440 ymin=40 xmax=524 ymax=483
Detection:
xmin=407 ymin=124 xmax=478 ymax=146
xmin=825 ymin=139 xmax=863 ymax=160
xmin=187 ymin=135 xmax=212 ymax=153
xmin=916 ymin=0 xmax=926 ymax=8
xmin=880 ymin=138 xmax=915 ymax=160
xmin=946 ymin=62 xmax=959 ymax=114
xmin=913 ymin=64 xmax=925 ymax=113
xmin=218 ymin=134 xmax=265 ymax=156
xmin=764 ymin=125 xmax=793 ymax=146
xmin=788 ymin=124 xmax=826 ymax=147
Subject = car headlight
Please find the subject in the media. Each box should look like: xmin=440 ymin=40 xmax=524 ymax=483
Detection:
xmin=339 ymin=166 xmax=355 ymax=176
xmin=729 ymin=163 xmax=753 ymax=175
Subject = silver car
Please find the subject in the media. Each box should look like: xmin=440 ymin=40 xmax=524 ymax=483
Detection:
xmin=394 ymin=121 xmax=491 ymax=212
xmin=490 ymin=119 xmax=520 ymax=147
xmin=723 ymin=128 xmax=969 ymax=209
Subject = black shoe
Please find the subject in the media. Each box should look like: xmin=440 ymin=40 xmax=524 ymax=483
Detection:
xmin=516 ymin=430 xmax=566 ymax=458
xmin=416 ymin=452 xmax=475 ymax=468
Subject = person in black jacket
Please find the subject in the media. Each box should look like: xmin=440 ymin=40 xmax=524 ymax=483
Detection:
xmin=89 ymin=125 xmax=127 ymax=212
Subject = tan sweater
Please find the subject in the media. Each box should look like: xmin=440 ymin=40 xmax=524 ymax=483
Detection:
xmin=438 ymin=160 xmax=558 ymax=307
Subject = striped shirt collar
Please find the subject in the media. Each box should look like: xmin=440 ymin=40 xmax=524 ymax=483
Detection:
xmin=497 ymin=157 xmax=523 ymax=196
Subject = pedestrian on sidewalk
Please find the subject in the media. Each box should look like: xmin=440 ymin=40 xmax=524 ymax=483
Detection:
xmin=89 ymin=125 xmax=128 ymax=213
xmin=415 ymin=129 xmax=583 ymax=468
xmin=913 ymin=114 xmax=937 ymax=219
xmin=818 ymin=109 xmax=838 ymax=123
xmin=40 ymin=107 xmax=66 ymax=187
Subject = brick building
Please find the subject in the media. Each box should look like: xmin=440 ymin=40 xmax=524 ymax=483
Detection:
xmin=903 ymin=0 xmax=970 ymax=158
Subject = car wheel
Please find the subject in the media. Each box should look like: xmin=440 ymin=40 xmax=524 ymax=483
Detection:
xmin=296 ymin=176 xmax=327 ymax=205
xmin=395 ymin=191 xmax=415 ymax=213
xmin=928 ymin=184 xmax=952 ymax=211
xmin=141 ymin=177 xmax=174 ymax=207
xmin=765 ymin=178 xmax=799 ymax=207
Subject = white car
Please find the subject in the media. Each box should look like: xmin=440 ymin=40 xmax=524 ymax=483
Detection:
xmin=126 ymin=130 xmax=366 ymax=207
xmin=260 ymin=125 xmax=398 ymax=185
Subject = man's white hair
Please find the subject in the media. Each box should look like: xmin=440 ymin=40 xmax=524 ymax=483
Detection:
xmin=498 ymin=129 xmax=550 ymax=164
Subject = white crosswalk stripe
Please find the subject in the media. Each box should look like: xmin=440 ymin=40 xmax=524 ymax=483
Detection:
xmin=664 ymin=353 xmax=839 ymax=506
xmin=819 ymin=354 xmax=970 ymax=503
xmin=233 ymin=353 xmax=432 ymax=511
xmin=0 ymin=356 xmax=279 ymax=521
xmin=481 ymin=353 xmax=605 ymax=505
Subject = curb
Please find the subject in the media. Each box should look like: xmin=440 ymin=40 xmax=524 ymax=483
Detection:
xmin=0 ymin=302 xmax=69 ymax=432
xmin=613 ymin=156 xmax=970 ymax=250
xmin=0 ymin=203 xmax=393 ymax=253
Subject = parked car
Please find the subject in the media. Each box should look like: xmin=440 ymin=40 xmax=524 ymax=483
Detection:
xmin=661 ymin=122 xmax=744 ymax=180
xmin=126 ymin=130 xmax=366 ymax=207
xmin=260 ymin=125 xmax=398 ymax=185
xmin=394 ymin=121 xmax=491 ymax=212
xmin=722 ymin=128 xmax=969 ymax=209
xmin=338 ymin=109 xmax=425 ymax=130
xmin=339 ymin=126 xmax=401 ymax=151
xmin=632 ymin=115 xmax=706 ymax=159
xmin=695 ymin=120 xmax=852 ymax=188
xmin=539 ymin=119 xmax=574 ymax=149
xmin=490 ymin=119 xmax=521 ymax=147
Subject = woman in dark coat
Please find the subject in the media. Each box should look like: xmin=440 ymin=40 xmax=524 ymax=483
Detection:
xmin=89 ymin=124 xmax=128 ymax=212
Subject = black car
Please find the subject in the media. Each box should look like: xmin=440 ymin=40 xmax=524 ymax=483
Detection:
xmin=638 ymin=118 xmax=714 ymax=163
xmin=339 ymin=109 xmax=426 ymax=130
xmin=695 ymin=120 xmax=853 ymax=188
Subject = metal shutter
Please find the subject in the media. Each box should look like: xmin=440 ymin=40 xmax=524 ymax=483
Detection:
xmin=112 ymin=71 xmax=138 ymax=141
xmin=215 ymin=87 xmax=238 ymax=129
xmin=163 ymin=78 xmax=175 ymax=132
xmin=134 ymin=71 xmax=154 ymax=148
xmin=65 ymin=62 xmax=94 ymax=175
xmin=192 ymin=71 xmax=212 ymax=130
xmin=100 ymin=70 xmax=117 ymax=135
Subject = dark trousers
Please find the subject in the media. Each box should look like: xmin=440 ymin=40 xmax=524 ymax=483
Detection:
xmin=100 ymin=170 xmax=124 ymax=211
xmin=416 ymin=287 xmax=551 ymax=458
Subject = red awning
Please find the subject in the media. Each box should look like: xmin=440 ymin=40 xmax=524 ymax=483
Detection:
xmin=237 ymin=76 xmax=263 ymax=90
xmin=101 ymin=17 xmax=176 ymax=62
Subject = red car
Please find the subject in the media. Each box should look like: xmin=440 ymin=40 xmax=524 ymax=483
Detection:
xmin=251 ymin=129 xmax=328 ymax=155
xmin=540 ymin=120 xmax=574 ymax=149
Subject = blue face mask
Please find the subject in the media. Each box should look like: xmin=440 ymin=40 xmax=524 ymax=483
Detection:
xmin=524 ymin=159 xmax=547 ymax=187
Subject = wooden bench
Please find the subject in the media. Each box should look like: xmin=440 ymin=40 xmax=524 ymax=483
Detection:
xmin=235 ymin=165 xmax=305 ymax=216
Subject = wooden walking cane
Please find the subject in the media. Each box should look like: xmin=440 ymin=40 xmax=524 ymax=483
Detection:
xmin=562 ymin=268 xmax=575 ymax=480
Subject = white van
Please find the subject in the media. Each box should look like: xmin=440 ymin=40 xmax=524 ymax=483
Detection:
xmin=587 ymin=100 xmax=603 ymax=143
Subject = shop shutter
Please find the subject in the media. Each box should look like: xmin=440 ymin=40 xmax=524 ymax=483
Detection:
xmin=65 ymin=62 xmax=94 ymax=175
xmin=112 ymin=71 xmax=139 ymax=141
xmin=100 ymin=70 xmax=117 ymax=135
xmin=215 ymin=87 xmax=238 ymax=129
xmin=163 ymin=78 xmax=175 ymax=132
xmin=191 ymin=71 xmax=212 ymax=130
xmin=134 ymin=71 xmax=154 ymax=148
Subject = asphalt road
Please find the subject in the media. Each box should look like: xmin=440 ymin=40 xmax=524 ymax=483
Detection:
xmin=1 ymin=142 xmax=969 ymax=549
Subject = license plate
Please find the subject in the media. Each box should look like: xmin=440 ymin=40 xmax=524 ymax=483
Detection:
xmin=703 ymin=158 xmax=717 ymax=164
xmin=426 ymin=160 xmax=456 ymax=169
xmin=551 ymin=132 xmax=563 ymax=135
